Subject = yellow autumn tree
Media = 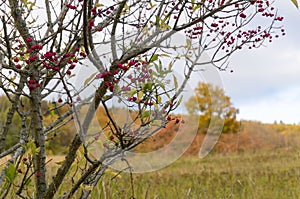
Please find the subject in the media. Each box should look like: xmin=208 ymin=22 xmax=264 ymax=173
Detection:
xmin=185 ymin=82 xmax=239 ymax=134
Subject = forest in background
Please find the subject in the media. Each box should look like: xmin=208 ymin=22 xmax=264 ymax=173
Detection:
xmin=1 ymin=94 xmax=299 ymax=156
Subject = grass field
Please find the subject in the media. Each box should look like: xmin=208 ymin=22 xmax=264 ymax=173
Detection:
xmin=2 ymin=148 xmax=300 ymax=198
xmin=91 ymin=148 xmax=300 ymax=199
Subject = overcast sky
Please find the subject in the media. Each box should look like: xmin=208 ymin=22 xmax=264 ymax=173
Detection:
xmin=218 ymin=1 xmax=300 ymax=124
xmin=2 ymin=1 xmax=298 ymax=124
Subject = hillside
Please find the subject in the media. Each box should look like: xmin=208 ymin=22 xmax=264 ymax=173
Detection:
xmin=136 ymin=117 xmax=300 ymax=156
xmin=1 ymin=95 xmax=300 ymax=155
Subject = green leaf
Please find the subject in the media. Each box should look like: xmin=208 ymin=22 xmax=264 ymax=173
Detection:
xmin=155 ymin=16 xmax=160 ymax=27
xmin=25 ymin=178 xmax=32 ymax=187
xmin=5 ymin=164 xmax=17 ymax=183
xmin=154 ymin=63 xmax=159 ymax=73
xmin=173 ymin=75 xmax=178 ymax=90
xmin=193 ymin=4 xmax=201 ymax=12
xmin=291 ymin=0 xmax=299 ymax=8
xmin=50 ymin=110 xmax=55 ymax=117
xmin=157 ymin=81 xmax=165 ymax=91
xmin=150 ymin=54 xmax=159 ymax=63
xmin=174 ymin=95 xmax=183 ymax=110
xmin=168 ymin=61 xmax=173 ymax=71
xmin=142 ymin=111 xmax=151 ymax=119
xmin=143 ymin=82 xmax=153 ymax=92
xmin=160 ymin=54 xmax=170 ymax=57
xmin=159 ymin=18 xmax=171 ymax=29
xmin=28 ymin=140 xmax=40 ymax=155
xmin=84 ymin=72 xmax=97 ymax=86
xmin=128 ymin=89 xmax=137 ymax=97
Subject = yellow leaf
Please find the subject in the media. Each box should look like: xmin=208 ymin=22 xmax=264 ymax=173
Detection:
xmin=291 ymin=0 xmax=299 ymax=8
xmin=82 ymin=185 xmax=94 ymax=191
xmin=157 ymin=95 xmax=162 ymax=104
xmin=124 ymin=4 xmax=130 ymax=10
xmin=138 ymin=91 xmax=144 ymax=101
xmin=95 ymin=3 xmax=104 ymax=7
xmin=22 ymin=0 xmax=35 ymax=10
xmin=84 ymin=72 xmax=97 ymax=86
xmin=105 ymin=169 xmax=122 ymax=178
xmin=55 ymin=161 xmax=64 ymax=165
xmin=80 ymin=46 xmax=85 ymax=53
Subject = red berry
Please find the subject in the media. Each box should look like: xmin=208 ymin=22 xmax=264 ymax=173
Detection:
xmin=58 ymin=98 xmax=63 ymax=103
xmin=28 ymin=84 xmax=35 ymax=90
xmin=239 ymin=13 xmax=246 ymax=18
xmin=66 ymin=4 xmax=77 ymax=9
xmin=13 ymin=57 xmax=19 ymax=62
xmin=132 ymin=97 xmax=137 ymax=101
xmin=79 ymin=52 xmax=86 ymax=58
xmin=94 ymin=135 xmax=99 ymax=140
xmin=25 ymin=38 xmax=33 ymax=42
xmin=17 ymin=169 xmax=22 ymax=173
xmin=109 ymin=135 xmax=114 ymax=140
xmin=167 ymin=116 xmax=171 ymax=121
xmin=117 ymin=63 xmax=123 ymax=68
xmin=64 ymin=53 xmax=71 ymax=57
xmin=258 ymin=8 xmax=264 ymax=12
xmin=109 ymin=85 xmax=114 ymax=92
xmin=28 ymin=79 xmax=36 ymax=84
xmin=211 ymin=23 xmax=218 ymax=28
xmin=128 ymin=60 xmax=136 ymax=66
xmin=69 ymin=64 xmax=76 ymax=69
xmin=103 ymin=143 xmax=109 ymax=149
xmin=66 ymin=70 xmax=71 ymax=75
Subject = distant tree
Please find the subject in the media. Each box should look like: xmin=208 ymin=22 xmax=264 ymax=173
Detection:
xmin=185 ymin=82 xmax=239 ymax=134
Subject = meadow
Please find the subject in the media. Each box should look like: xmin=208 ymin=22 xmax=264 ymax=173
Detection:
xmin=2 ymin=112 xmax=300 ymax=198
xmin=88 ymin=148 xmax=300 ymax=199
xmin=2 ymin=147 xmax=299 ymax=198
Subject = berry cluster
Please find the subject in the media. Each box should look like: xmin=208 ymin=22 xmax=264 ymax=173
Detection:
xmin=12 ymin=37 xmax=88 ymax=91
xmin=182 ymin=0 xmax=284 ymax=60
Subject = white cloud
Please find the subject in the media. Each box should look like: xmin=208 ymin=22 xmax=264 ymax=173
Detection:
xmin=237 ymin=86 xmax=300 ymax=124
xmin=214 ymin=3 xmax=300 ymax=124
